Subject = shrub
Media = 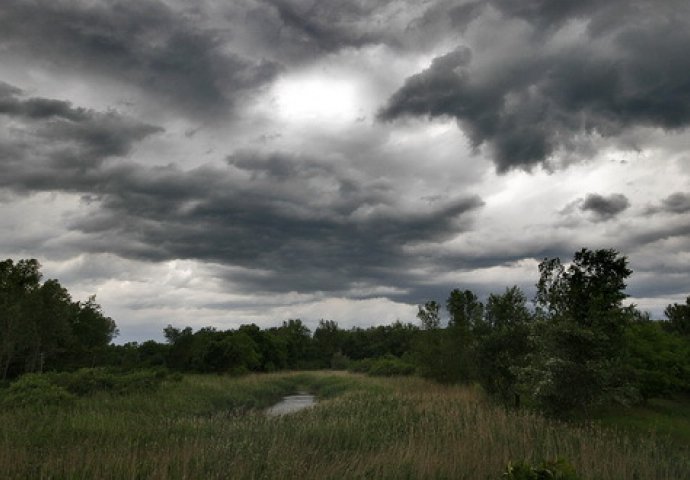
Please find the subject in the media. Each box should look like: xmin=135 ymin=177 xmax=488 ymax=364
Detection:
xmin=367 ymin=355 xmax=416 ymax=377
xmin=348 ymin=358 xmax=374 ymax=373
xmin=0 ymin=374 xmax=75 ymax=407
xmin=330 ymin=351 xmax=350 ymax=370
xmin=348 ymin=355 xmax=416 ymax=376
xmin=49 ymin=368 xmax=167 ymax=396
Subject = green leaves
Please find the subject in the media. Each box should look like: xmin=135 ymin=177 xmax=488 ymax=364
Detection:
xmin=525 ymin=249 xmax=635 ymax=414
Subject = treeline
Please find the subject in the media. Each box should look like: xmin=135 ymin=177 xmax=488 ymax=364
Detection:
xmin=107 ymin=319 xmax=419 ymax=375
xmin=411 ymin=249 xmax=690 ymax=414
xmin=2 ymin=250 xmax=690 ymax=416
xmin=0 ymin=259 xmax=117 ymax=380
xmin=113 ymin=248 xmax=689 ymax=416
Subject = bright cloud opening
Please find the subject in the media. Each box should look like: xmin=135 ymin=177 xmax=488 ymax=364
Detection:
xmin=273 ymin=74 xmax=360 ymax=123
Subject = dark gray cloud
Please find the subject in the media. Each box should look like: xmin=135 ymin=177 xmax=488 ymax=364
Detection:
xmin=643 ymin=192 xmax=690 ymax=216
xmin=0 ymin=82 xmax=162 ymax=180
xmin=254 ymin=0 xmax=397 ymax=55
xmin=58 ymin=154 xmax=483 ymax=295
xmin=380 ymin=1 xmax=690 ymax=172
xmin=661 ymin=192 xmax=690 ymax=214
xmin=580 ymin=193 xmax=630 ymax=221
xmin=0 ymin=0 xmax=280 ymax=117
xmin=0 ymin=82 xmax=88 ymax=122
xmin=0 ymin=87 xmax=484 ymax=295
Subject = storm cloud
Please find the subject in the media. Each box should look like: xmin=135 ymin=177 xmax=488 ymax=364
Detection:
xmin=1 ymin=0 xmax=689 ymax=339
xmin=0 ymin=85 xmax=484 ymax=296
xmin=580 ymin=193 xmax=630 ymax=221
xmin=0 ymin=83 xmax=162 ymax=186
xmin=380 ymin=0 xmax=690 ymax=172
xmin=61 ymin=157 xmax=483 ymax=296
xmin=0 ymin=0 xmax=281 ymax=117
xmin=661 ymin=192 xmax=690 ymax=215
xmin=254 ymin=0 xmax=397 ymax=54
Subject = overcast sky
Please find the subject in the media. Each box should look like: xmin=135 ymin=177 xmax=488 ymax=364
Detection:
xmin=1 ymin=0 xmax=689 ymax=342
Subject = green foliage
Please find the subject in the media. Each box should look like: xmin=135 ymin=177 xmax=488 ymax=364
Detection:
xmin=447 ymin=288 xmax=484 ymax=329
xmin=330 ymin=351 xmax=350 ymax=370
xmin=0 ymin=368 xmax=170 ymax=407
xmin=412 ymin=290 xmax=482 ymax=384
xmin=477 ymin=286 xmax=533 ymax=404
xmin=0 ymin=373 xmax=75 ymax=407
xmin=664 ymin=296 xmax=690 ymax=336
xmin=524 ymin=249 xmax=635 ymax=414
xmin=313 ymin=319 xmax=344 ymax=367
xmin=348 ymin=357 xmax=374 ymax=373
xmin=503 ymin=459 xmax=580 ymax=480
xmin=47 ymin=368 xmax=166 ymax=396
xmin=367 ymin=355 xmax=416 ymax=376
xmin=417 ymin=300 xmax=441 ymax=330
xmin=625 ymin=320 xmax=690 ymax=399
xmin=0 ymin=259 xmax=118 ymax=378
xmin=412 ymin=328 xmax=466 ymax=383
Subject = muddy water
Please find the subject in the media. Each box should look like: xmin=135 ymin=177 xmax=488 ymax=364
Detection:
xmin=266 ymin=393 xmax=316 ymax=416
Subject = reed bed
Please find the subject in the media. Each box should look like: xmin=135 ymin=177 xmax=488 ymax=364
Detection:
xmin=1 ymin=372 xmax=687 ymax=479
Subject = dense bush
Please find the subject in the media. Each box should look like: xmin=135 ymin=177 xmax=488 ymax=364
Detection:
xmin=49 ymin=368 xmax=167 ymax=395
xmin=0 ymin=368 xmax=168 ymax=408
xmin=348 ymin=355 xmax=416 ymax=376
xmin=348 ymin=357 xmax=374 ymax=373
xmin=330 ymin=351 xmax=350 ymax=370
xmin=0 ymin=374 xmax=75 ymax=407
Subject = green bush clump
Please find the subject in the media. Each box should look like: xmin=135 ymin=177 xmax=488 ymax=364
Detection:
xmin=348 ymin=355 xmax=416 ymax=377
xmin=502 ymin=458 xmax=580 ymax=480
xmin=368 ymin=355 xmax=416 ymax=376
xmin=49 ymin=368 xmax=167 ymax=395
xmin=330 ymin=351 xmax=351 ymax=370
xmin=0 ymin=374 xmax=75 ymax=407
xmin=348 ymin=358 xmax=374 ymax=373
xmin=0 ymin=368 xmax=168 ymax=408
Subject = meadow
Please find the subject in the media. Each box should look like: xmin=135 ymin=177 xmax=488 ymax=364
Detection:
xmin=1 ymin=371 xmax=688 ymax=479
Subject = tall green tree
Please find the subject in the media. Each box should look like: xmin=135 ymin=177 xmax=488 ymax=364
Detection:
xmin=524 ymin=248 xmax=635 ymax=414
xmin=0 ymin=259 xmax=42 ymax=379
xmin=414 ymin=290 xmax=483 ymax=383
xmin=68 ymin=295 xmax=118 ymax=367
xmin=274 ymin=319 xmax=313 ymax=368
xmin=1 ymin=259 xmax=116 ymax=377
xmin=446 ymin=289 xmax=483 ymax=382
xmin=625 ymin=316 xmax=690 ymax=399
xmin=313 ymin=320 xmax=344 ymax=367
xmin=417 ymin=301 xmax=441 ymax=330
xmin=664 ymin=296 xmax=690 ymax=336
xmin=477 ymin=286 xmax=533 ymax=405
xmin=446 ymin=289 xmax=484 ymax=329
xmin=25 ymin=279 xmax=73 ymax=372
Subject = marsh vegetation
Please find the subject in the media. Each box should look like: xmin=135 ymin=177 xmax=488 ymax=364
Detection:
xmin=1 ymin=371 xmax=688 ymax=479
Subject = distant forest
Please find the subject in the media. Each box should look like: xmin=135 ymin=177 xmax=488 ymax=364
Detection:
xmin=1 ymin=249 xmax=689 ymax=415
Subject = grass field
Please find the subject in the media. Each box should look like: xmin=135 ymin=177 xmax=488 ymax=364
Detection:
xmin=1 ymin=371 xmax=688 ymax=479
xmin=594 ymin=395 xmax=690 ymax=447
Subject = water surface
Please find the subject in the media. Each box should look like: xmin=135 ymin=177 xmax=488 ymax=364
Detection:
xmin=266 ymin=393 xmax=316 ymax=416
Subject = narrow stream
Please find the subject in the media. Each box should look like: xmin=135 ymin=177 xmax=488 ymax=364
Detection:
xmin=266 ymin=393 xmax=316 ymax=416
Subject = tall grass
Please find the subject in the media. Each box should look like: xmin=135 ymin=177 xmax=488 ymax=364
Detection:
xmin=0 ymin=372 xmax=687 ymax=479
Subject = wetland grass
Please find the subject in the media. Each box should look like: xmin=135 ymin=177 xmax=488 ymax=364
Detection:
xmin=1 ymin=372 xmax=687 ymax=479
